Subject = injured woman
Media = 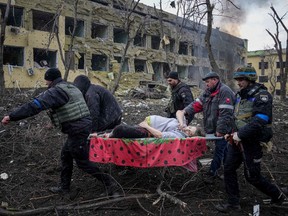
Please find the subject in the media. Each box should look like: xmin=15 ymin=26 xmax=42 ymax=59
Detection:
xmin=106 ymin=115 xmax=203 ymax=139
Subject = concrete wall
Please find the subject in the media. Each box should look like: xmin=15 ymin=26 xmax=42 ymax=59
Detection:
xmin=1 ymin=0 xmax=247 ymax=90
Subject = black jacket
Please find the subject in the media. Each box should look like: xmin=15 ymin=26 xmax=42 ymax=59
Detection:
xmin=236 ymin=83 xmax=273 ymax=142
xmin=167 ymin=82 xmax=194 ymax=123
xmin=9 ymin=78 xmax=92 ymax=135
xmin=74 ymin=75 xmax=122 ymax=132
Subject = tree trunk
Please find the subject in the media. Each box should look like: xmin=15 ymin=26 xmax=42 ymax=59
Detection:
xmin=205 ymin=0 xmax=221 ymax=78
xmin=0 ymin=0 xmax=12 ymax=92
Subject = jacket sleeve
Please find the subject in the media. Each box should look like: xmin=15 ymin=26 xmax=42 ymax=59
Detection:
xmin=237 ymin=91 xmax=272 ymax=140
xmin=9 ymin=87 xmax=69 ymax=121
xmin=178 ymin=86 xmax=194 ymax=108
xmin=184 ymin=97 xmax=203 ymax=121
xmin=216 ymin=88 xmax=235 ymax=134
xmin=86 ymin=92 xmax=101 ymax=132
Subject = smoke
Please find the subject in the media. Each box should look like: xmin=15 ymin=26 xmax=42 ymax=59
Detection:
xmin=217 ymin=0 xmax=271 ymax=37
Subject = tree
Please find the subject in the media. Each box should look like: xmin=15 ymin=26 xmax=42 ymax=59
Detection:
xmin=47 ymin=0 xmax=79 ymax=81
xmin=0 ymin=0 xmax=12 ymax=92
xmin=266 ymin=6 xmax=288 ymax=101
xmin=263 ymin=48 xmax=278 ymax=96
xmin=110 ymin=0 xmax=145 ymax=94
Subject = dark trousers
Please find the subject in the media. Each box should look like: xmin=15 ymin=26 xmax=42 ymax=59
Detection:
xmin=60 ymin=127 xmax=112 ymax=189
xmin=224 ymin=142 xmax=281 ymax=205
xmin=209 ymin=139 xmax=228 ymax=175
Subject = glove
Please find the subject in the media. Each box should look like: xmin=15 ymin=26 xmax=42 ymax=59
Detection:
xmin=233 ymin=132 xmax=241 ymax=142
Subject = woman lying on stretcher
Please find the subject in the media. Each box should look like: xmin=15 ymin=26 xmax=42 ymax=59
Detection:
xmin=105 ymin=115 xmax=204 ymax=139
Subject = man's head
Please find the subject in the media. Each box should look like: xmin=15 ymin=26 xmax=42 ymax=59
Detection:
xmin=233 ymin=66 xmax=257 ymax=90
xmin=202 ymin=72 xmax=220 ymax=90
xmin=44 ymin=68 xmax=62 ymax=85
xmin=73 ymin=75 xmax=91 ymax=95
xmin=167 ymin=71 xmax=180 ymax=87
xmin=183 ymin=125 xmax=205 ymax=137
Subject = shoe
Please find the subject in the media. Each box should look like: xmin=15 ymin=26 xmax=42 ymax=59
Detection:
xmin=49 ymin=186 xmax=70 ymax=194
xmin=203 ymin=171 xmax=216 ymax=184
xmin=215 ymin=202 xmax=241 ymax=213
xmin=270 ymin=193 xmax=285 ymax=205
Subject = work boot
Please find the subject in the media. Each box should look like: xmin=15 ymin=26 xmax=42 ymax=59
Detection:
xmin=215 ymin=202 xmax=241 ymax=213
xmin=270 ymin=193 xmax=285 ymax=205
xmin=203 ymin=170 xmax=217 ymax=184
xmin=49 ymin=186 xmax=70 ymax=194
xmin=100 ymin=182 xmax=122 ymax=198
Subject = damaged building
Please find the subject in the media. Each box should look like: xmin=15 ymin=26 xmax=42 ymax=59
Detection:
xmin=0 ymin=0 xmax=247 ymax=91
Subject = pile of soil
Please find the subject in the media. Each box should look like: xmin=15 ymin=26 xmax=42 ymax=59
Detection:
xmin=0 ymin=91 xmax=288 ymax=216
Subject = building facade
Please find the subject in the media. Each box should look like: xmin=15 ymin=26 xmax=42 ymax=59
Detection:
xmin=247 ymin=49 xmax=287 ymax=96
xmin=1 ymin=0 xmax=247 ymax=89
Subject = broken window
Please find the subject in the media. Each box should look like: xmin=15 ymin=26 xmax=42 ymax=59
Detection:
xmin=91 ymin=23 xmax=108 ymax=39
xmin=163 ymin=63 xmax=170 ymax=77
xmin=33 ymin=48 xmax=57 ymax=68
xmin=169 ymin=39 xmax=175 ymax=52
xmin=32 ymin=10 xmax=55 ymax=32
xmin=151 ymin=36 xmax=160 ymax=50
xmin=90 ymin=0 xmax=109 ymax=6
xmin=134 ymin=33 xmax=146 ymax=47
xmin=113 ymin=28 xmax=128 ymax=44
xmin=3 ymin=46 xmax=24 ymax=66
xmin=177 ymin=66 xmax=188 ymax=78
xmin=78 ymin=53 xmax=85 ymax=69
xmin=134 ymin=59 xmax=146 ymax=73
xmin=114 ymin=56 xmax=129 ymax=72
xmin=0 ymin=4 xmax=23 ymax=27
xmin=201 ymin=47 xmax=208 ymax=58
xmin=275 ymin=89 xmax=281 ymax=95
xmin=276 ymin=61 xmax=286 ymax=68
xmin=91 ymin=54 xmax=107 ymax=71
xmin=258 ymin=76 xmax=268 ymax=83
xmin=191 ymin=45 xmax=198 ymax=56
xmin=258 ymin=61 xmax=268 ymax=70
xmin=152 ymin=62 xmax=162 ymax=81
xmin=178 ymin=42 xmax=188 ymax=55
xmin=65 ymin=17 xmax=85 ymax=37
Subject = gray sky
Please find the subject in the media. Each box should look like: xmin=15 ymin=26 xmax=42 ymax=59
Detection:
xmin=140 ymin=0 xmax=288 ymax=51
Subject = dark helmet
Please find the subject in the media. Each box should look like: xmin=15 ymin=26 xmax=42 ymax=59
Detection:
xmin=202 ymin=72 xmax=220 ymax=81
xmin=233 ymin=66 xmax=257 ymax=82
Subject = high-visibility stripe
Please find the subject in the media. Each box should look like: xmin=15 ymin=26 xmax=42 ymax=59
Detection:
xmin=255 ymin=114 xmax=269 ymax=122
xmin=219 ymin=104 xmax=234 ymax=110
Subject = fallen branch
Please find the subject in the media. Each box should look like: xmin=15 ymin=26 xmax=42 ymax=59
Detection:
xmin=0 ymin=194 xmax=156 ymax=216
xmin=153 ymin=181 xmax=187 ymax=209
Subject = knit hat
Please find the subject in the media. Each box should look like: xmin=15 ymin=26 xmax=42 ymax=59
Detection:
xmin=44 ymin=68 xmax=62 ymax=81
xmin=167 ymin=71 xmax=179 ymax=80
xmin=202 ymin=72 xmax=220 ymax=81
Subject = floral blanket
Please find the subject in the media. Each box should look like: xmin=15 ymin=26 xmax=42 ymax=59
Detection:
xmin=89 ymin=137 xmax=207 ymax=172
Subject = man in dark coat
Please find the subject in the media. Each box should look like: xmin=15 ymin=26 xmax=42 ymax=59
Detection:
xmin=1 ymin=68 xmax=118 ymax=196
xmin=73 ymin=75 xmax=122 ymax=132
xmin=177 ymin=72 xmax=235 ymax=178
xmin=165 ymin=71 xmax=194 ymax=124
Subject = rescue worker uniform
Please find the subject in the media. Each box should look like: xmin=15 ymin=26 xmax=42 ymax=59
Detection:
xmin=8 ymin=69 xmax=116 ymax=195
xmin=74 ymin=75 xmax=122 ymax=132
xmin=223 ymin=83 xmax=283 ymax=207
xmin=166 ymin=81 xmax=194 ymax=124
xmin=184 ymin=74 xmax=235 ymax=176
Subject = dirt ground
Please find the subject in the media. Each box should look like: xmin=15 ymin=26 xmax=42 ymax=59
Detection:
xmin=0 ymin=90 xmax=288 ymax=216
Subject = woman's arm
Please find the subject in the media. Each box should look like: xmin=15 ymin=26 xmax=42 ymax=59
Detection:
xmin=138 ymin=121 xmax=162 ymax=138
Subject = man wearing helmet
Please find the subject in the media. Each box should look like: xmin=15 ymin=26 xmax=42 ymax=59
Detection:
xmin=216 ymin=66 xmax=285 ymax=212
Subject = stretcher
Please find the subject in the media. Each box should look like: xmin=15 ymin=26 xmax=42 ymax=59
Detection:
xmin=88 ymin=136 xmax=210 ymax=172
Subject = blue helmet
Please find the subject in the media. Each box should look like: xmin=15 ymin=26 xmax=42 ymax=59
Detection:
xmin=233 ymin=66 xmax=257 ymax=82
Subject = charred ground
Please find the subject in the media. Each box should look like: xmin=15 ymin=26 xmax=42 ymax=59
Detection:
xmin=0 ymin=90 xmax=288 ymax=216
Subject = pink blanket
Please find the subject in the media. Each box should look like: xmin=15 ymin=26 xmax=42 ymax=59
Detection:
xmin=89 ymin=137 xmax=207 ymax=172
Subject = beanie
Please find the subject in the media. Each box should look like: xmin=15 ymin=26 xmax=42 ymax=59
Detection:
xmin=167 ymin=71 xmax=179 ymax=80
xmin=44 ymin=68 xmax=62 ymax=81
